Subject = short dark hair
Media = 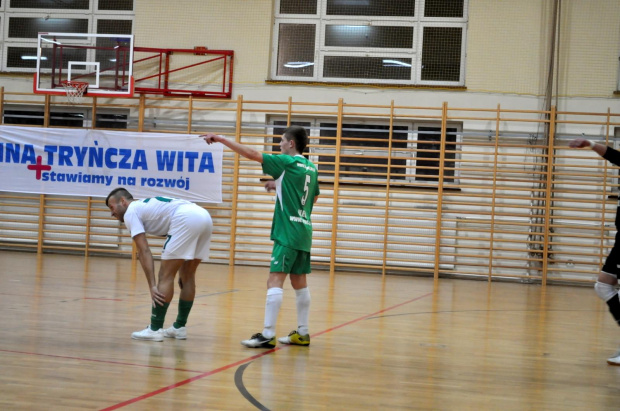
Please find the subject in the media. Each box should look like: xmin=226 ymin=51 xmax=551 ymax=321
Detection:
xmin=106 ymin=187 xmax=133 ymax=206
xmin=283 ymin=125 xmax=308 ymax=154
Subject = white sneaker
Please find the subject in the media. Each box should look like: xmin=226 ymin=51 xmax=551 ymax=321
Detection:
xmin=163 ymin=325 xmax=187 ymax=340
xmin=607 ymin=350 xmax=620 ymax=366
xmin=240 ymin=332 xmax=276 ymax=348
xmin=131 ymin=326 xmax=164 ymax=342
xmin=277 ymin=330 xmax=310 ymax=346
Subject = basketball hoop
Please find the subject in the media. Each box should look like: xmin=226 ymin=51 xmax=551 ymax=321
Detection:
xmin=61 ymin=80 xmax=89 ymax=104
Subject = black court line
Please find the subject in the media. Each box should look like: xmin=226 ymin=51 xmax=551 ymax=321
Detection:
xmin=232 ymin=291 xmax=435 ymax=410
xmin=102 ymin=291 xmax=433 ymax=410
xmin=234 ymin=362 xmax=271 ymax=411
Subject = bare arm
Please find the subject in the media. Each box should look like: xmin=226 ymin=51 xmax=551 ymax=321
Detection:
xmin=202 ymin=133 xmax=264 ymax=163
xmin=568 ymin=138 xmax=607 ymax=157
xmin=133 ymin=233 xmax=166 ymax=307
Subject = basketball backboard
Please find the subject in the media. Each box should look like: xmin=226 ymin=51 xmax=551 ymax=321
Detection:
xmin=33 ymin=33 xmax=134 ymax=98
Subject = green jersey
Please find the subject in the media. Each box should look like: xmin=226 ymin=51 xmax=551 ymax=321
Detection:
xmin=262 ymin=153 xmax=320 ymax=252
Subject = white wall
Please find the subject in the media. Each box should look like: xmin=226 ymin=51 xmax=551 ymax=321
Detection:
xmin=0 ymin=0 xmax=617 ymax=118
xmin=132 ymin=0 xmax=620 ymax=116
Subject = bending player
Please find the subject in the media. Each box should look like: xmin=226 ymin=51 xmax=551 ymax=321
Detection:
xmin=202 ymin=126 xmax=320 ymax=348
xmin=569 ymin=138 xmax=620 ymax=365
xmin=106 ymin=188 xmax=213 ymax=341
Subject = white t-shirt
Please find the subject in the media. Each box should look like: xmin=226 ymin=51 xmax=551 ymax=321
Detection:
xmin=123 ymin=197 xmax=192 ymax=238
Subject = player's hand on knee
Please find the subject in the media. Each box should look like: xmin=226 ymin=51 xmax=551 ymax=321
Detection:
xmin=150 ymin=286 xmax=166 ymax=307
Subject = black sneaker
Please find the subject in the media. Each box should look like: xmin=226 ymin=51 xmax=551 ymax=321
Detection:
xmin=241 ymin=332 xmax=276 ymax=348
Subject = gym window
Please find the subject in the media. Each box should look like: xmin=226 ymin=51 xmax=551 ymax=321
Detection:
xmin=3 ymin=109 xmax=85 ymax=127
xmin=271 ymin=0 xmax=468 ymax=86
xmin=3 ymin=106 xmax=129 ymax=129
xmin=268 ymin=119 xmax=461 ymax=186
xmin=1 ymin=1 xmax=134 ymax=72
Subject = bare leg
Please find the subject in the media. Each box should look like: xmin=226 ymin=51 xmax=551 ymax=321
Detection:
xmin=137 ymin=259 xmax=183 ymax=337
xmin=157 ymin=259 xmax=184 ymax=303
xmin=267 ymin=272 xmax=288 ymax=288
xmin=178 ymin=259 xmax=201 ymax=301
xmin=598 ymin=271 xmax=619 ymax=286
xmin=290 ymin=274 xmax=307 ymax=290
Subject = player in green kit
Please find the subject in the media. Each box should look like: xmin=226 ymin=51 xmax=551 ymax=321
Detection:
xmin=202 ymin=126 xmax=320 ymax=348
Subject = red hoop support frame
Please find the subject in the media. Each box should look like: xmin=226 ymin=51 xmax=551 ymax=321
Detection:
xmin=32 ymin=45 xmax=232 ymax=98
xmin=132 ymin=47 xmax=234 ymax=98
xmin=33 ymin=73 xmax=136 ymax=98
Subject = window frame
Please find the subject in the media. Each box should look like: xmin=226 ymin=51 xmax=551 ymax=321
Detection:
xmin=94 ymin=14 xmax=133 ymax=34
xmin=0 ymin=1 xmax=133 ymax=74
xmin=3 ymin=105 xmax=86 ymax=127
xmin=4 ymin=12 xmax=92 ymax=42
xmin=321 ymin=19 xmax=416 ymax=52
xmin=411 ymin=122 xmax=462 ymax=184
xmin=274 ymin=0 xmax=319 ymax=18
xmin=415 ymin=21 xmax=467 ymax=86
xmin=319 ymin=51 xmax=416 ymax=84
xmin=272 ymin=0 xmax=468 ymax=86
xmin=420 ymin=0 xmax=468 ymax=23
xmin=3 ymin=43 xmax=46 ymax=72
xmin=270 ymin=17 xmax=321 ymax=82
xmin=6 ymin=0 xmax=92 ymax=13
xmin=2 ymin=104 xmax=130 ymax=129
xmin=3 ymin=40 xmax=94 ymax=73
xmin=319 ymin=0 xmax=418 ymax=19
xmin=267 ymin=116 xmax=462 ymax=187
xmin=95 ymin=0 xmax=134 ymax=15
xmin=319 ymin=121 xmax=412 ymax=183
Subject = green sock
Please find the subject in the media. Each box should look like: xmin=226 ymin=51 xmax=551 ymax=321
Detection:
xmin=150 ymin=302 xmax=170 ymax=331
xmin=173 ymin=299 xmax=194 ymax=328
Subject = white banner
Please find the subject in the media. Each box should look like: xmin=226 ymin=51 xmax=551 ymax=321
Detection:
xmin=0 ymin=126 xmax=223 ymax=203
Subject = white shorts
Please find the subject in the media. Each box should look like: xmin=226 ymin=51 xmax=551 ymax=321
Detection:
xmin=161 ymin=203 xmax=213 ymax=261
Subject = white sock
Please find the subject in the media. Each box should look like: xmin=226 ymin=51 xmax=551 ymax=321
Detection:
xmin=262 ymin=287 xmax=283 ymax=339
xmin=295 ymin=287 xmax=311 ymax=336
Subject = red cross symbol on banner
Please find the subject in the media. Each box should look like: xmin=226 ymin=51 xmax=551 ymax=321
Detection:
xmin=27 ymin=155 xmax=52 ymax=180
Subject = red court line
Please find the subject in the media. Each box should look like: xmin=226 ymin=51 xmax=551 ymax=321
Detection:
xmin=101 ymin=291 xmax=433 ymax=410
xmin=311 ymin=291 xmax=433 ymax=338
xmin=0 ymin=293 xmax=124 ymax=301
xmin=0 ymin=348 xmax=204 ymax=374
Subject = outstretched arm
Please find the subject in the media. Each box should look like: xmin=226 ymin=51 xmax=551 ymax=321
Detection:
xmin=568 ymin=138 xmax=607 ymax=157
xmin=202 ymin=133 xmax=264 ymax=163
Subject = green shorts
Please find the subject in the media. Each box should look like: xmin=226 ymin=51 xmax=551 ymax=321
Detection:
xmin=270 ymin=242 xmax=311 ymax=274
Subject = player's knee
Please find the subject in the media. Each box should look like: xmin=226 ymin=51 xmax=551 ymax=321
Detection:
xmin=594 ymin=281 xmax=618 ymax=302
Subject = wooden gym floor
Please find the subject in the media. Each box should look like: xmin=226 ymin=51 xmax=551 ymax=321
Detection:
xmin=0 ymin=250 xmax=619 ymax=410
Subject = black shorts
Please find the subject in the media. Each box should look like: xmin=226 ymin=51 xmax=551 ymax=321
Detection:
xmin=602 ymin=231 xmax=620 ymax=277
